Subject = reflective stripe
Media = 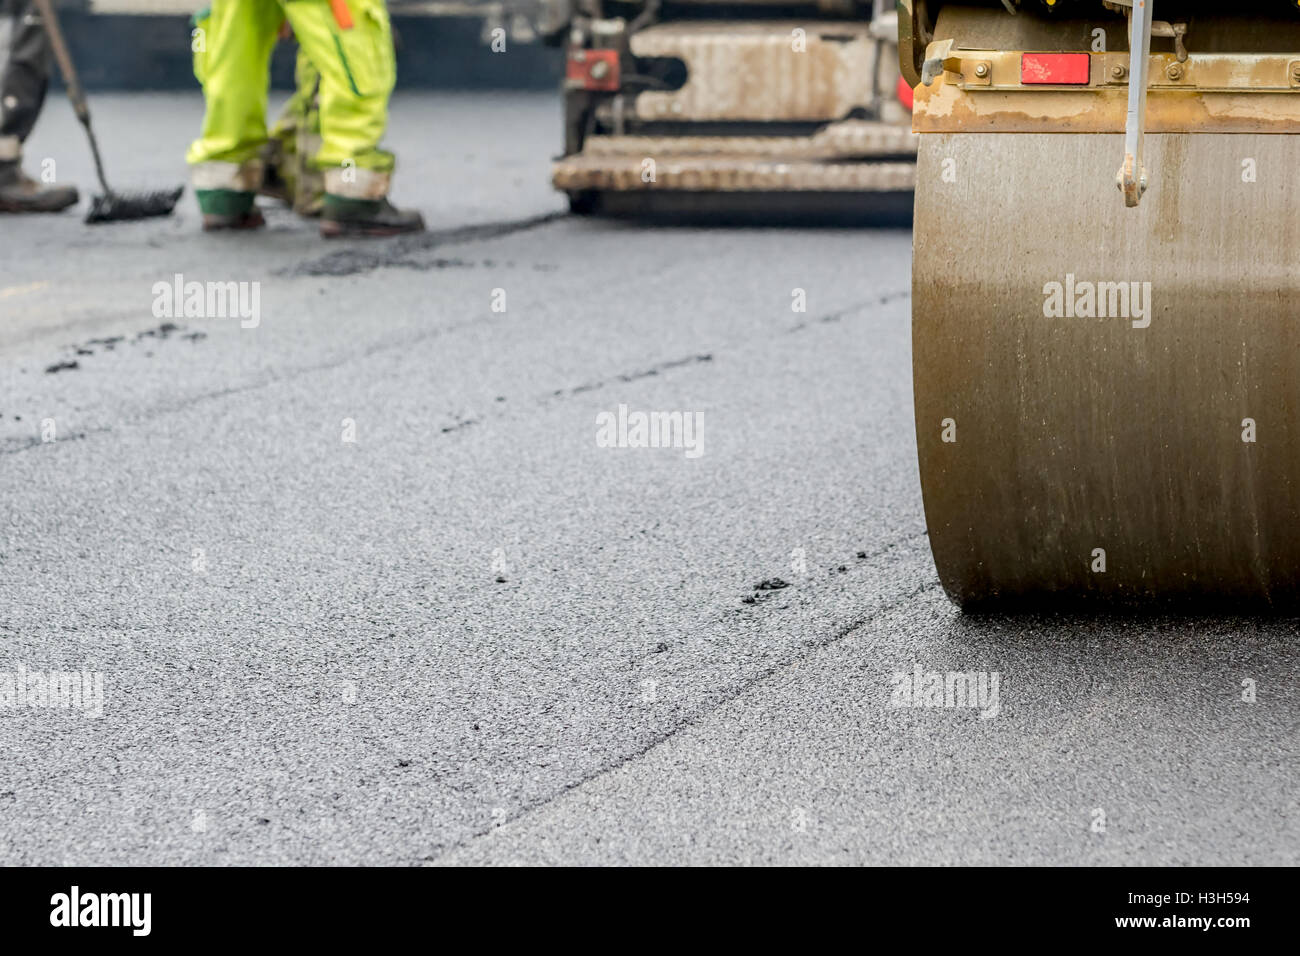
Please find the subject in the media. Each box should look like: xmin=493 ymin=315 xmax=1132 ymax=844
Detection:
xmin=323 ymin=165 xmax=388 ymax=199
xmin=0 ymin=135 xmax=21 ymax=161
xmin=189 ymin=159 xmax=262 ymax=191
xmin=331 ymin=33 xmax=362 ymax=97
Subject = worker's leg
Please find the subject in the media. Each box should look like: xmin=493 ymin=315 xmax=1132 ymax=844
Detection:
xmin=264 ymin=46 xmax=323 ymax=215
xmin=185 ymin=0 xmax=284 ymax=224
xmin=280 ymin=0 xmax=422 ymax=235
xmin=0 ymin=0 xmax=48 ymax=154
xmin=0 ymin=0 xmax=77 ymax=212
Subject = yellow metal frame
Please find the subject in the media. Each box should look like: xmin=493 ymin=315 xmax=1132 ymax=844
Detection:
xmin=914 ymin=50 xmax=1300 ymax=133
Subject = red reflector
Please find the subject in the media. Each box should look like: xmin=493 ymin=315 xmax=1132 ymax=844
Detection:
xmin=897 ymin=75 xmax=914 ymax=112
xmin=1020 ymin=53 xmax=1090 ymax=85
xmin=566 ymin=49 xmax=620 ymax=92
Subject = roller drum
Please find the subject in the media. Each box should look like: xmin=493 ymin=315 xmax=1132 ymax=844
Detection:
xmin=913 ymin=132 xmax=1300 ymax=607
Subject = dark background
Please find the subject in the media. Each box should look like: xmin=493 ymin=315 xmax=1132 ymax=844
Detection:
xmin=52 ymin=11 xmax=562 ymax=90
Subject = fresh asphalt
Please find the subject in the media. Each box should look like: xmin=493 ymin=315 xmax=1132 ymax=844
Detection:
xmin=1 ymin=93 xmax=1296 ymax=865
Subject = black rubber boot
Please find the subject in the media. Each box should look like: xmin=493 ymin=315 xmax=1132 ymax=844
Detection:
xmin=319 ymin=195 xmax=425 ymax=238
xmin=0 ymin=160 xmax=78 ymax=213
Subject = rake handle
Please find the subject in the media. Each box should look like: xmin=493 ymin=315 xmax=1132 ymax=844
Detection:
xmin=30 ymin=0 xmax=112 ymax=194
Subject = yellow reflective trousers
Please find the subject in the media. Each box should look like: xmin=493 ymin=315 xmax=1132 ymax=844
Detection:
xmin=187 ymin=0 xmax=396 ymax=204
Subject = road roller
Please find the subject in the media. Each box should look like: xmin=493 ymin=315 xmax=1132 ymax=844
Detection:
xmin=903 ymin=0 xmax=1300 ymax=607
xmin=538 ymin=0 xmax=918 ymax=215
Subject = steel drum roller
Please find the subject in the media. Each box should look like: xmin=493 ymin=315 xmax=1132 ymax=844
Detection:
xmin=913 ymin=131 xmax=1300 ymax=606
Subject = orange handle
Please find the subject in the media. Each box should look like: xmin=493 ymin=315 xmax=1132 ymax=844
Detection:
xmin=328 ymin=0 xmax=354 ymax=30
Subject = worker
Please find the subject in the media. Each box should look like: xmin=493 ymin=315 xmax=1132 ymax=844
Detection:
xmin=187 ymin=0 xmax=423 ymax=237
xmin=0 ymin=0 xmax=79 ymax=213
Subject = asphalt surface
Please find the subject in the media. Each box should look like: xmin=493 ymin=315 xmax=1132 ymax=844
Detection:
xmin=1 ymin=93 xmax=1297 ymax=866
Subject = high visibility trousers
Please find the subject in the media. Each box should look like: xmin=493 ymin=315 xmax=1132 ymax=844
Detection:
xmin=186 ymin=0 xmax=396 ymax=204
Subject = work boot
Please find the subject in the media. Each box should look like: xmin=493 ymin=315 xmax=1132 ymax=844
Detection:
xmin=203 ymin=208 xmax=266 ymax=231
xmin=196 ymin=188 xmax=265 ymax=232
xmin=319 ymin=195 xmax=425 ymax=238
xmin=0 ymin=160 xmax=78 ymax=213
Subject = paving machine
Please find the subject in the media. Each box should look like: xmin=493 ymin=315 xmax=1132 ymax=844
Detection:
xmin=904 ymin=1 xmax=1300 ymax=606
xmin=541 ymin=0 xmax=919 ymax=213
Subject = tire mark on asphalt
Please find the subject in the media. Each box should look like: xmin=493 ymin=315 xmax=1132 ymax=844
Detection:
xmin=0 ymin=310 xmax=502 ymax=456
xmin=545 ymin=353 xmax=714 ymax=401
xmin=428 ymin=563 xmax=943 ymax=864
xmin=281 ymin=211 xmax=568 ymax=277
xmin=735 ymin=532 xmax=928 ymax=614
xmin=786 ymin=289 xmax=910 ymax=334
xmin=0 ymin=286 xmax=904 ymax=457
xmin=0 ymin=338 xmax=714 ymax=457
xmin=429 ymin=291 xmax=907 ymax=439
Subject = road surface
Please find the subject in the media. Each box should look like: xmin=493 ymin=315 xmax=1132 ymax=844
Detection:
xmin=1 ymin=93 xmax=1296 ymax=865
